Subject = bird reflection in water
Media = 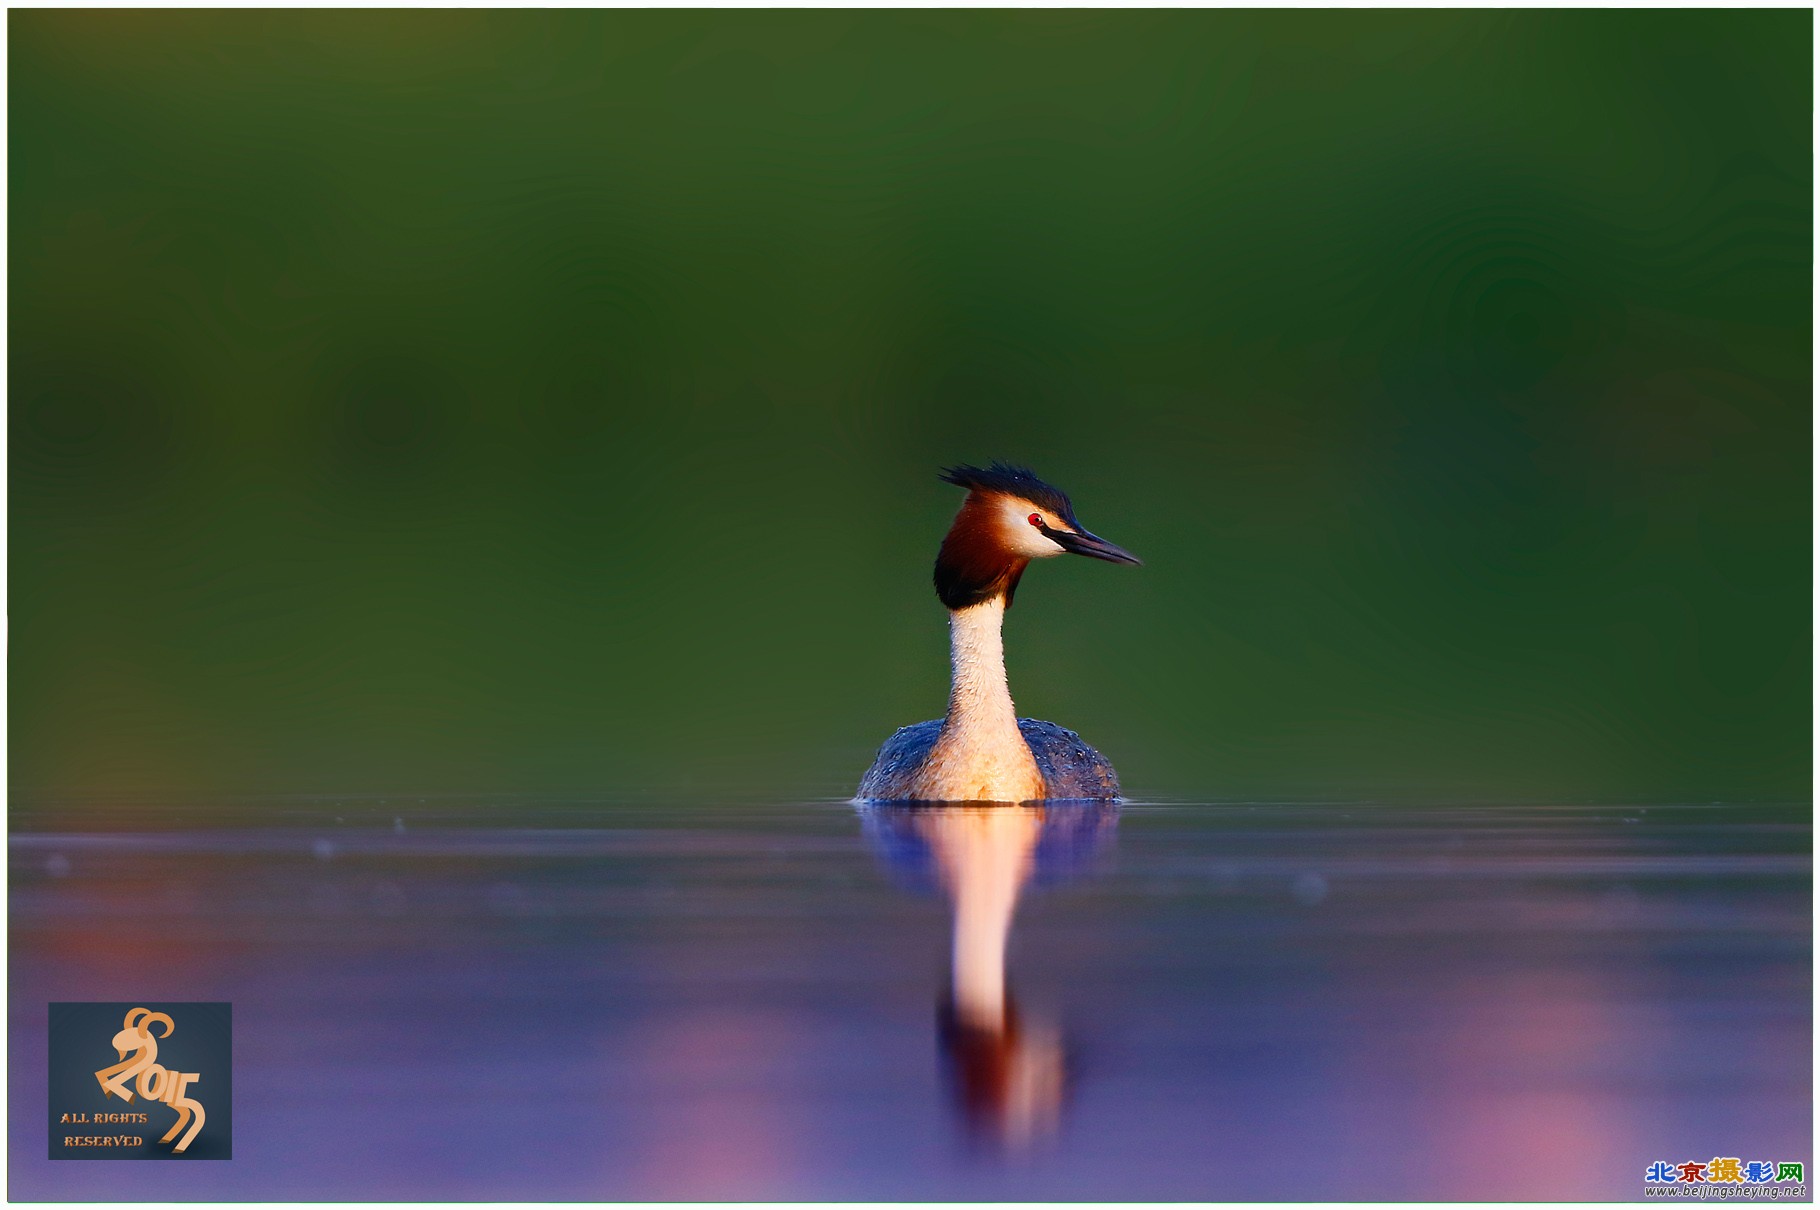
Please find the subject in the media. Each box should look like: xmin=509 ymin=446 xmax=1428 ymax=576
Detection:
xmin=859 ymin=802 xmax=1118 ymax=1150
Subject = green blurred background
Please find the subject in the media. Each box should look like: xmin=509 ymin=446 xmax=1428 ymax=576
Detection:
xmin=10 ymin=10 xmax=1811 ymax=806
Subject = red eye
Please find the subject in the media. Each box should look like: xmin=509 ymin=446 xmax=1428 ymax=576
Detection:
xmin=1028 ymin=513 xmax=1043 ymax=527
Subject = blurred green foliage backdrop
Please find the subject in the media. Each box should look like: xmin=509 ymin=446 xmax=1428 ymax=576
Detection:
xmin=11 ymin=11 xmax=1810 ymax=805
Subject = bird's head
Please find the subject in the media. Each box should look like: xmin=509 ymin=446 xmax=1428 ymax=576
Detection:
xmin=933 ymin=462 xmax=1140 ymax=610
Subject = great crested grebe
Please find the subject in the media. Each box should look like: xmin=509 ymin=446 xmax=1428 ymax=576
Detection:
xmin=856 ymin=463 xmax=1140 ymax=803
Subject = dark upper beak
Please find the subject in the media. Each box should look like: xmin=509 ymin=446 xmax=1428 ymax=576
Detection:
xmin=1044 ymin=524 xmax=1143 ymax=565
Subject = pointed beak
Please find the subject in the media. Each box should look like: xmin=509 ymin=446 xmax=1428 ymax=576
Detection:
xmin=1048 ymin=526 xmax=1142 ymax=565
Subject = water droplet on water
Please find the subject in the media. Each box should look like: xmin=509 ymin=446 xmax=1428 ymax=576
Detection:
xmin=1292 ymin=872 xmax=1329 ymax=906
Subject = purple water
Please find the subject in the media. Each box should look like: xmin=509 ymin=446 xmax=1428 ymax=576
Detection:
xmin=9 ymin=798 xmax=1810 ymax=1200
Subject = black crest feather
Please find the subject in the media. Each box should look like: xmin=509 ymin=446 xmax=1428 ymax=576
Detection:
xmin=938 ymin=462 xmax=1078 ymax=524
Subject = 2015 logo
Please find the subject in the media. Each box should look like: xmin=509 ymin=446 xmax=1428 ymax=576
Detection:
xmin=92 ymin=1008 xmax=206 ymax=1153
xmin=48 ymin=1002 xmax=232 ymax=1161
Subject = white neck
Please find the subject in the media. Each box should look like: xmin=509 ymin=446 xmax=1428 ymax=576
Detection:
xmin=908 ymin=597 xmax=1045 ymax=802
xmin=948 ymin=597 xmax=1020 ymax=734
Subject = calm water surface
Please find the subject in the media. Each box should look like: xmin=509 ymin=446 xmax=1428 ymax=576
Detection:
xmin=9 ymin=798 xmax=1810 ymax=1201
